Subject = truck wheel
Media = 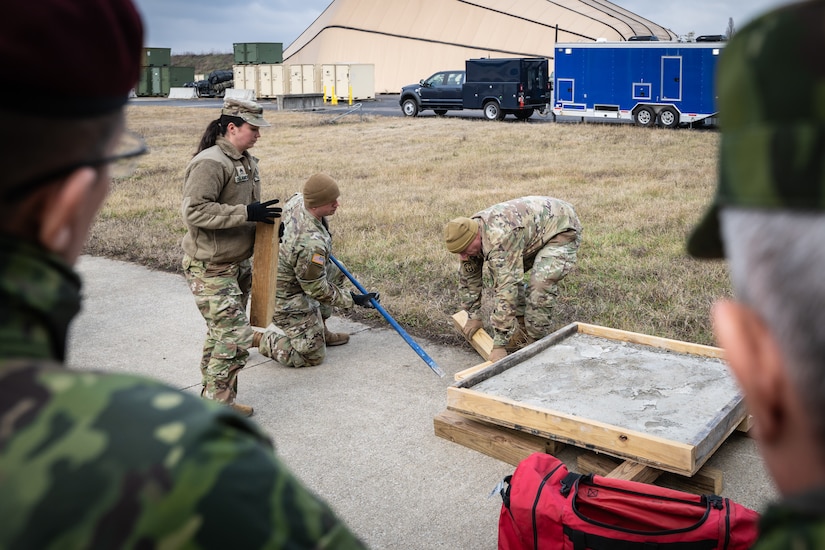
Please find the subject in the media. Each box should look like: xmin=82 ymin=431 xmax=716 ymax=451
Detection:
xmin=514 ymin=109 xmax=534 ymax=120
xmin=659 ymin=107 xmax=679 ymax=129
xmin=483 ymin=101 xmax=504 ymax=121
xmin=433 ymin=109 xmax=448 ymax=116
xmin=401 ymin=98 xmax=419 ymax=117
xmin=634 ymin=106 xmax=655 ymax=127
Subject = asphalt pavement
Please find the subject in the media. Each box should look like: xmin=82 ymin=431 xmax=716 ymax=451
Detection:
xmin=67 ymin=255 xmax=777 ymax=549
xmin=129 ymin=94 xmax=569 ymax=123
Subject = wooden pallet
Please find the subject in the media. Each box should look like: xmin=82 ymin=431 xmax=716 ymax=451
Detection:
xmin=440 ymin=312 xmax=749 ymax=489
xmin=434 ymin=409 xmax=724 ymax=494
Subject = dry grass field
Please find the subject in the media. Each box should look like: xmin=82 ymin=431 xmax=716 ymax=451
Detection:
xmin=88 ymin=105 xmax=730 ymax=347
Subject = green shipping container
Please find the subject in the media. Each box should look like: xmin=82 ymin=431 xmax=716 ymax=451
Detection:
xmin=233 ymin=43 xmax=247 ymax=64
xmin=233 ymin=42 xmax=283 ymax=64
xmin=142 ymin=47 xmax=171 ymax=67
xmin=137 ymin=67 xmax=154 ymax=96
xmin=168 ymin=66 xmax=195 ymax=87
xmin=136 ymin=67 xmax=195 ymax=96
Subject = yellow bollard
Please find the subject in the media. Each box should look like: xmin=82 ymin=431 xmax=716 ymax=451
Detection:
xmin=323 ymin=85 xmax=327 ymax=103
xmin=331 ymin=86 xmax=338 ymax=105
xmin=349 ymin=85 xmax=353 ymax=105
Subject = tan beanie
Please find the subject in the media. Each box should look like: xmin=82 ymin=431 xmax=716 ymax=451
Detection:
xmin=444 ymin=217 xmax=479 ymax=253
xmin=303 ymin=173 xmax=340 ymax=208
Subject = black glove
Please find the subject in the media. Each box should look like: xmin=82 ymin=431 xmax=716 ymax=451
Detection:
xmin=278 ymin=221 xmax=285 ymax=242
xmin=351 ymin=291 xmax=380 ymax=309
xmin=247 ymin=198 xmax=282 ymax=224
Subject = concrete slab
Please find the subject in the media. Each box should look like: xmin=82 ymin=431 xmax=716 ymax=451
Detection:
xmin=66 ymin=255 xmax=778 ymax=548
xmin=465 ymin=332 xmax=745 ymax=475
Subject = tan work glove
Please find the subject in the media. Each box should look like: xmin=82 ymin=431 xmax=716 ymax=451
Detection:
xmin=462 ymin=318 xmax=483 ymax=341
xmin=488 ymin=347 xmax=508 ymax=362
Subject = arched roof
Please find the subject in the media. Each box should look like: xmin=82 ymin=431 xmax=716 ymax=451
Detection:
xmin=284 ymin=0 xmax=677 ymax=93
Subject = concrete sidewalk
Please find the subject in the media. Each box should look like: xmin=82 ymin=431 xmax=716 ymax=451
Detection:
xmin=67 ymin=255 xmax=776 ymax=549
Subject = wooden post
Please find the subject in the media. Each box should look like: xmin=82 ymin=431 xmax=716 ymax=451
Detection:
xmin=250 ymin=222 xmax=279 ymax=328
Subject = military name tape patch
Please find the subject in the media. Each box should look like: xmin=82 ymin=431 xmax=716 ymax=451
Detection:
xmin=311 ymin=253 xmax=326 ymax=266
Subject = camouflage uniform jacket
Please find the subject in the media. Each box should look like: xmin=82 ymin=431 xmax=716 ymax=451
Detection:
xmin=181 ymin=136 xmax=260 ymax=264
xmin=751 ymin=489 xmax=825 ymax=550
xmin=459 ymin=196 xmax=581 ymax=340
xmin=276 ymin=193 xmax=354 ymax=314
xmin=0 ymin=238 xmax=366 ymax=549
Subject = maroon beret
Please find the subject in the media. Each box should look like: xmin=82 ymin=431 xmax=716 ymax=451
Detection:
xmin=0 ymin=0 xmax=144 ymax=117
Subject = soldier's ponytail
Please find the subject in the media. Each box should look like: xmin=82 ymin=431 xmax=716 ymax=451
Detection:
xmin=194 ymin=115 xmax=245 ymax=156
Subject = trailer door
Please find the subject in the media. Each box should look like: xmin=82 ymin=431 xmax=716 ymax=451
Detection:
xmin=662 ymin=56 xmax=682 ymax=101
xmin=558 ymin=78 xmax=574 ymax=102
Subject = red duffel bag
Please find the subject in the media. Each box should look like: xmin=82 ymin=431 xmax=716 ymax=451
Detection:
xmin=498 ymin=452 xmax=760 ymax=550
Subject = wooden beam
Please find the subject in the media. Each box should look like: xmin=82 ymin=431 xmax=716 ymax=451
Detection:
xmin=576 ymin=322 xmax=725 ymax=359
xmin=434 ymin=410 xmax=562 ymax=466
xmin=573 ymin=452 xmax=662 ymax=483
xmin=736 ymin=415 xmax=754 ymax=436
xmin=451 ymin=310 xmax=494 ymax=360
xmin=250 ymin=222 xmax=279 ymax=328
xmin=448 ymin=387 xmax=697 ymax=476
xmin=454 ymin=361 xmax=493 ymax=381
xmin=607 ymin=460 xmax=662 ymax=483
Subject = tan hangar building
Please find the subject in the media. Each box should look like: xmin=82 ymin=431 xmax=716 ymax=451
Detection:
xmin=283 ymin=0 xmax=676 ymax=94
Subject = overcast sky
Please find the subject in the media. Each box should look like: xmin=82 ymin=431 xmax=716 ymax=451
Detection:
xmin=131 ymin=0 xmax=797 ymax=54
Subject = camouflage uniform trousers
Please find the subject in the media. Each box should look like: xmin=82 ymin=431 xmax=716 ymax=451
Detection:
xmin=517 ymin=231 xmax=580 ymax=340
xmin=182 ymin=255 xmax=255 ymax=404
xmin=259 ymin=262 xmax=344 ymax=368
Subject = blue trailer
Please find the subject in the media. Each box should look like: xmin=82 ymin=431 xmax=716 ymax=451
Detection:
xmin=552 ymin=41 xmax=724 ymax=128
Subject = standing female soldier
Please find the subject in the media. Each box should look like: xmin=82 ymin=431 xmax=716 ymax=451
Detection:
xmin=181 ymin=98 xmax=281 ymax=417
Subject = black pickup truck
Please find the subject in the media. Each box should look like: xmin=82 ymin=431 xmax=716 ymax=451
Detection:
xmin=399 ymin=57 xmax=551 ymax=120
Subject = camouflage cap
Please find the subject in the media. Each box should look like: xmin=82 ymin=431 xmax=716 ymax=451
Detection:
xmin=222 ymin=98 xmax=271 ymax=127
xmin=687 ymin=0 xmax=825 ymax=258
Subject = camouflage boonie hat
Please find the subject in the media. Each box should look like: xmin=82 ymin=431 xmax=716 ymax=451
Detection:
xmin=221 ymin=98 xmax=271 ymax=127
xmin=687 ymin=0 xmax=825 ymax=258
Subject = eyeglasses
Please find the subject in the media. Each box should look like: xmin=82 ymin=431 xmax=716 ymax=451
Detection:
xmin=3 ymin=130 xmax=149 ymax=202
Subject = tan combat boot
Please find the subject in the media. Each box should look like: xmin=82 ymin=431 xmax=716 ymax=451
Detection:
xmin=230 ymin=403 xmax=254 ymax=417
xmin=505 ymin=320 xmax=535 ymax=353
xmin=323 ymin=320 xmax=350 ymax=346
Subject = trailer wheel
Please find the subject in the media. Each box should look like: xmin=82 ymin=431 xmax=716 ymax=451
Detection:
xmin=483 ymin=100 xmax=504 ymax=121
xmin=434 ymin=109 xmax=448 ymax=116
xmin=401 ymin=98 xmax=419 ymax=117
xmin=659 ymin=107 xmax=679 ymax=129
xmin=514 ymin=109 xmax=534 ymax=120
xmin=634 ymin=106 xmax=656 ymax=127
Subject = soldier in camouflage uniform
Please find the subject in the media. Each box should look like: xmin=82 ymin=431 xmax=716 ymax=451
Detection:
xmin=255 ymin=174 xmax=379 ymax=367
xmin=687 ymin=1 xmax=825 ymax=547
xmin=181 ymin=98 xmax=282 ymax=417
xmin=445 ymin=196 xmax=581 ymax=362
xmin=0 ymin=2 xmax=365 ymax=547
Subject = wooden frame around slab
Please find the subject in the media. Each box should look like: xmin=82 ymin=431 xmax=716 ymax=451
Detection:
xmin=446 ymin=322 xmax=745 ymax=477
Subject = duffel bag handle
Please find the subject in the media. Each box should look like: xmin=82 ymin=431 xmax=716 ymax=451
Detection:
xmin=560 ymin=472 xmax=591 ymax=497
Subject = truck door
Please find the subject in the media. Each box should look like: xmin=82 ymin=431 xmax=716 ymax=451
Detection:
xmin=661 ymin=56 xmax=682 ymax=101
xmin=420 ymin=71 xmax=463 ymax=107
